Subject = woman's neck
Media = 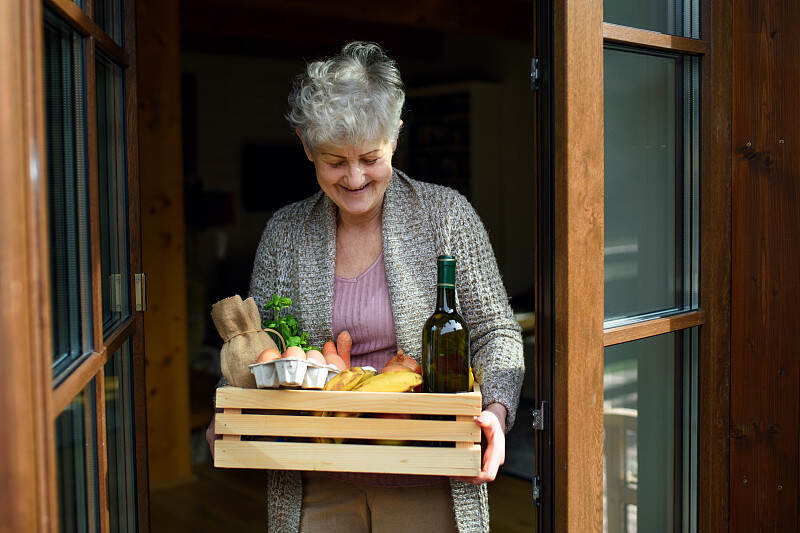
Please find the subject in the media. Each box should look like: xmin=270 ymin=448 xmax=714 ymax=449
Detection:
xmin=335 ymin=207 xmax=384 ymax=279
xmin=336 ymin=205 xmax=382 ymax=234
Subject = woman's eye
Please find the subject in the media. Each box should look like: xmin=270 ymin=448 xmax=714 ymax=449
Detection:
xmin=329 ymin=161 xmax=345 ymax=168
xmin=363 ymin=159 xmax=378 ymax=165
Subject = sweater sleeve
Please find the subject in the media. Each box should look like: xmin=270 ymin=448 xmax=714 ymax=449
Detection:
xmin=248 ymin=220 xmax=279 ymax=311
xmin=445 ymin=191 xmax=525 ymax=431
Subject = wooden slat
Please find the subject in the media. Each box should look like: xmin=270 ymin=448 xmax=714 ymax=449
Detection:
xmin=215 ymin=387 xmax=482 ymax=416
xmin=214 ymin=441 xmax=481 ymax=477
xmin=0 ymin=1 xmax=57 ymax=530
xmin=53 ymin=348 xmax=108 ymax=417
xmin=455 ymin=415 xmax=474 ymax=448
xmin=216 ymin=413 xmax=481 ymax=443
xmin=44 ymin=0 xmax=129 ymax=67
xmin=552 ymin=1 xmax=605 ymax=532
xmin=730 ymin=2 xmax=800 ymax=532
xmin=603 ymin=310 xmax=706 ymax=346
xmin=603 ymin=22 xmax=708 ymax=55
xmin=221 ymin=409 xmax=241 ymax=441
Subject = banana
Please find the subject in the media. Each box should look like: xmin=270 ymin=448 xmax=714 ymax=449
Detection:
xmin=323 ymin=367 xmax=364 ymax=391
xmin=352 ymin=371 xmax=422 ymax=392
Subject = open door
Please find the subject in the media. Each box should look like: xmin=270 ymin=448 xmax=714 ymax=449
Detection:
xmin=535 ymin=1 xmax=726 ymax=532
xmin=0 ymin=0 xmax=148 ymax=531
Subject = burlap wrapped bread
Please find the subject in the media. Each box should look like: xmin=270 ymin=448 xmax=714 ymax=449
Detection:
xmin=211 ymin=295 xmax=278 ymax=388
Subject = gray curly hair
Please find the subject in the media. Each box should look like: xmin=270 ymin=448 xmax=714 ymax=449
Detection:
xmin=286 ymin=42 xmax=405 ymax=150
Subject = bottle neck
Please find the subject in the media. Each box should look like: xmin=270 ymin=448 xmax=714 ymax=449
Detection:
xmin=435 ymin=285 xmax=457 ymax=313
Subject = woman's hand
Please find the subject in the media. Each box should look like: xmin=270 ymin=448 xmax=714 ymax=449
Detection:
xmin=206 ymin=415 xmax=218 ymax=460
xmin=456 ymin=402 xmax=507 ymax=484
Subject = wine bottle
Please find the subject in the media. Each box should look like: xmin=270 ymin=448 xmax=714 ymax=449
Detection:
xmin=422 ymin=255 xmax=470 ymax=393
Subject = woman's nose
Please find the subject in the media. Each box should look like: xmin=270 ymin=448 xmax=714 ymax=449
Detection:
xmin=343 ymin=162 xmax=365 ymax=186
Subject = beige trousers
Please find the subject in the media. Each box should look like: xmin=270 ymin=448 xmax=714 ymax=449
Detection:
xmin=299 ymin=472 xmax=459 ymax=533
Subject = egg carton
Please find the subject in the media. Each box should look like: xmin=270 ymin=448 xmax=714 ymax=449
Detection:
xmin=249 ymin=359 xmax=341 ymax=389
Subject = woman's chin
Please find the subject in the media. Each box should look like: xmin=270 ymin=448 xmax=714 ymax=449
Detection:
xmin=336 ymin=196 xmax=379 ymax=219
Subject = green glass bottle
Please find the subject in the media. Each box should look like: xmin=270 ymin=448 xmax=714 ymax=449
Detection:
xmin=422 ymin=255 xmax=470 ymax=393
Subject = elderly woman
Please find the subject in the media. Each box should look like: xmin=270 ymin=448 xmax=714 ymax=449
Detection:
xmin=208 ymin=42 xmax=523 ymax=533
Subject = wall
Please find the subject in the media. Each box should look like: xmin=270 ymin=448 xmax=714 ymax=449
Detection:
xmin=730 ymin=2 xmax=800 ymax=531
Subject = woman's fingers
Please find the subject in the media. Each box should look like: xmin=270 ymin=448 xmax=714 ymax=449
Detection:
xmin=206 ymin=416 xmax=217 ymax=460
xmin=454 ymin=411 xmax=505 ymax=484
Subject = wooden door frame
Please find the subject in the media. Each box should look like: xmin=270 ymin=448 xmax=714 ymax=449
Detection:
xmin=550 ymin=1 xmax=606 ymax=531
xmin=0 ymin=1 xmax=57 ymax=531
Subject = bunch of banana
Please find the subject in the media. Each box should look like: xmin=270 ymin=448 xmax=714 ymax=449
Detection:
xmin=322 ymin=366 xmax=375 ymax=392
xmin=313 ymin=369 xmax=422 ymax=444
xmin=351 ymin=371 xmax=422 ymax=392
xmin=314 ymin=367 xmax=373 ymax=443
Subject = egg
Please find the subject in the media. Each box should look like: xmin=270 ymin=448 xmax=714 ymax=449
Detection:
xmin=256 ymin=347 xmax=281 ymax=364
xmin=305 ymin=350 xmax=325 ymax=365
xmin=282 ymin=346 xmax=306 ymax=360
xmin=324 ymin=353 xmax=346 ymax=370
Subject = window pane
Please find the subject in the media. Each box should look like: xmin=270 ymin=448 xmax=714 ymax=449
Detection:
xmin=44 ymin=9 xmax=94 ymax=381
xmin=56 ymin=379 xmax=100 ymax=533
xmin=604 ymin=48 xmax=699 ymax=324
xmin=95 ymin=0 xmax=123 ymax=46
xmin=603 ymin=331 xmax=690 ymax=533
xmin=105 ymin=340 xmax=138 ymax=532
xmin=604 ymin=0 xmax=699 ymax=38
xmin=97 ymin=52 xmax=130 ymax=335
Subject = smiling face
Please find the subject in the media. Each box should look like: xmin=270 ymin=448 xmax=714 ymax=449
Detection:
xmin=301 ymin=136 xmax=395 ymax=224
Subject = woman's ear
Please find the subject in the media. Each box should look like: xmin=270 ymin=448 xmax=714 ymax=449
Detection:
xmin=296 ymin=129 xmax=314 ymax=162
xmin=392 ymin=121 xmax=403 ymax=152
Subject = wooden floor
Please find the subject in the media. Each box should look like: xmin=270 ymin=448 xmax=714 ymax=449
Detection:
xmin=150 ymin=464 xmax=535 ymax=532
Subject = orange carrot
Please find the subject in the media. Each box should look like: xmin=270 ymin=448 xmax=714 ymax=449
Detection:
xmin=336 ymin=330 xmax=352 ymax=368
xmin=321 ymin=340 xmax=337 ymax=357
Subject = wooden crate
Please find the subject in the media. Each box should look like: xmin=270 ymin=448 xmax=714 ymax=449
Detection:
xmin=214 ymin=384 xmax=482 ymax=477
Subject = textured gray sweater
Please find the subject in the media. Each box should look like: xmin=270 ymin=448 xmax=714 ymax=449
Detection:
xmin=245 ymin=170 xmax=524 ymax=533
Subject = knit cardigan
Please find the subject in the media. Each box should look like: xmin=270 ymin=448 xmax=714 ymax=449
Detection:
xmin=244 ymin=169 xmax=524 ymax=533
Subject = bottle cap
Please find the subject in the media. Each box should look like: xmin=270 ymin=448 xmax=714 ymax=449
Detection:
xmin=437 ymin=255 xmax=456 ymax=287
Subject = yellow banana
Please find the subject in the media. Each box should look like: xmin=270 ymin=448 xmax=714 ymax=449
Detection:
xmin=323 ymin=367 xmax=364 ymax=391
xmin=352 ymin=371 xmax=422 ymax=392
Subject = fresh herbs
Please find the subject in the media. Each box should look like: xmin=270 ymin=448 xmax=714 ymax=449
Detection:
xmin=262 ymin=293 xmax=320 ymax=352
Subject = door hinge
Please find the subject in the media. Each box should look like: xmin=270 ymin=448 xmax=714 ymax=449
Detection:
xmin=532 ymin=401 xmax=547 ymax=431
xmin=530 ymin=58 xmax=540 ymax=91
xmin=109 ymin=273 xmax=122 ymax=312
xmin=135 ymin=273 xmax=147 ymax=311
xmin=532 ymin=474 xmax=542 ymax=506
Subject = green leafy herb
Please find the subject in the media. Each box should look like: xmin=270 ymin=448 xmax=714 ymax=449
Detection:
xmin=262 ymin=293 xmax=319 ymax=352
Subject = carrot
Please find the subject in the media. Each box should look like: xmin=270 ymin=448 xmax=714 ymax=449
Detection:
xmin=321 ymin=340 xmax=337 ymax=357
xmin=336 ymin=330 xmax=352 ymax=368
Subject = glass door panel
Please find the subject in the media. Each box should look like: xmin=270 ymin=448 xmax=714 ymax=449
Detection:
xmin=56 ymin=379 xmax=100 ymax=533
xmin=96 ymin=52 xmax=131 ymax=335
xmin=604 ymin=0 xmax=699 ymax=38
xmin=603 ymin=329 xmax=698 ymax=533
xmin=604 ymin=48 xmax=699 ymax=325
xmin=94 ymin=0 xmax=124 ymax=46
xmin=604 ymin=333 xmax=676 ymax=533
xmin=105 ymin=341 xmax=138 ymax=533
xmin=44 ymin=8 xmax=94 ymax=381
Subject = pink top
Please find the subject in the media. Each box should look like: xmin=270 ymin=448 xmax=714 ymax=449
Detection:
xmin=328 ymin=252 xmax=442 ymax=488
